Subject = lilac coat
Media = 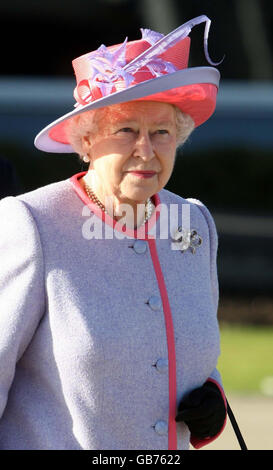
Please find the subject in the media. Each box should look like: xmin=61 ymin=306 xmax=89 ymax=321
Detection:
xmin=0 ymin=172 xmax=226 ymax=450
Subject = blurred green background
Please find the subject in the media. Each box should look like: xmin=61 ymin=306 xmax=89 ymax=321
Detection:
xmin=218 ymin=324 xmax=273 ymax=394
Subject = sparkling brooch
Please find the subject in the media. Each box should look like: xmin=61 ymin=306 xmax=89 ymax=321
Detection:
xmin=172 ymin=226 xmax=202 ymax=254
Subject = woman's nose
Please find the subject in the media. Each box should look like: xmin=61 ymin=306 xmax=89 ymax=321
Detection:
xmin=133 ymin=132 xmax=155 ymax=160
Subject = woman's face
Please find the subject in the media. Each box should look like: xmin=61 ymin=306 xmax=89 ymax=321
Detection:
xmin=83 ymin=101 xmax=177 ymax=205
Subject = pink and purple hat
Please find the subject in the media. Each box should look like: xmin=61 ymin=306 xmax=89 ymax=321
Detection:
xmin=34 ymin=15 xmax=222 ymax=153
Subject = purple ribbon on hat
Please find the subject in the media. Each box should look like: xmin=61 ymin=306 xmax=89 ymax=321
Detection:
xmin=75 ymin=15 xmax=223 ymax=104
xmin=124 ymin=15 xmax=223 ymax=74
xmin=83 ymin=32 xmax=176 ymax=100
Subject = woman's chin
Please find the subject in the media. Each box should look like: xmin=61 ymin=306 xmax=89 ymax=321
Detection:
xmin=122 ymin=187 xmax=156 ymax=204
xmin=121 ymin=179 xmax=159 ymax=201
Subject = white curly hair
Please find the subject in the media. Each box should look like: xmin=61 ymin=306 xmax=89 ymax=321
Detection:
xmin=66 ymin=103 xmax=195 ymax=159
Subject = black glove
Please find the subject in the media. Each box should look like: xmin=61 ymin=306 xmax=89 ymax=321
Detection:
xmin=175 ymin=381 xmax=226 ymax=438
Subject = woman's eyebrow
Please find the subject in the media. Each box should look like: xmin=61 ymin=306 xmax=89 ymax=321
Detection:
xmin=111 ymin=119 xmax=174 ymax=127
xmin=109 ymin=119 xmax=136 ymax=127
xmin=153 ymin=121 xmax=174 ymax=127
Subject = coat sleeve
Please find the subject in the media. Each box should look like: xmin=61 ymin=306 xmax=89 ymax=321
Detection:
xmin=0 ymin=196 xmax=46 ymax=419
xmin=186 ymin=198 xmax=227 ymax=449
xmin=187 ymin=198 xmax=219 ymax=311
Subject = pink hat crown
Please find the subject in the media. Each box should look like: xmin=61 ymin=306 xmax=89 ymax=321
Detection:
xmin=72 ymin=15 xmax=222 ymax=107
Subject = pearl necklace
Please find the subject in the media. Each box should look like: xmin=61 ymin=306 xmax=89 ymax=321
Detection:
xmin=84 ymin=181 xmax=154 ymax=226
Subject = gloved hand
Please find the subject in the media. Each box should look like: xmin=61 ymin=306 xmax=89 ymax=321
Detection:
xmin=175 ymin=381 xmax=226 ymax=438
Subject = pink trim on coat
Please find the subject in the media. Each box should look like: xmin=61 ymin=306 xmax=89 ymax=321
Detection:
xmin=148 ymin=237 xmax=178 ymax=450
xmin=70 ymin=172 xmax=178 ymax=449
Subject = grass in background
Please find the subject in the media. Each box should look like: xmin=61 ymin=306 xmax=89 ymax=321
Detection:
xmin=218 ymin=324 xmax=273 ymax=394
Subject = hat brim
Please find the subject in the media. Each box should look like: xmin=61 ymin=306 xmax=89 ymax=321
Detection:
xmin=34 ymin=66 xmax=220 ymax=153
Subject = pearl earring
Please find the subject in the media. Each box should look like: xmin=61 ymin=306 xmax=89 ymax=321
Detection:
xmin=83 ymin=155 xmax=90 ymax=163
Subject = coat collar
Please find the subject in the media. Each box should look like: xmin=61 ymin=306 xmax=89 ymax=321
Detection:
xmin=70 ymin=171 xmax=161 ymax=240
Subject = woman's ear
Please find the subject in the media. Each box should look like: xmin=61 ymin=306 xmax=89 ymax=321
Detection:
xmin=80 ymin=136 xmax=93 ymax=167
xmin=82 ymin=135 xmax=91 ymax=153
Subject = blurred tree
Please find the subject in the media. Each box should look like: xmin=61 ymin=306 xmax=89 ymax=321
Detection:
xmin=234 ymin=0 xmax=272 ymax=79
xmin=138 ymin=0 xmax=177 ymax=33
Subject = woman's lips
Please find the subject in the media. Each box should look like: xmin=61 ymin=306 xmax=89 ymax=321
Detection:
xmin=128 ymin=171 xmax=156 ymax=179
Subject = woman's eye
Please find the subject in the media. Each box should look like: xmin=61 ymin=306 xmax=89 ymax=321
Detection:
xmin=118 ymin=127 xmax=134 ymax=133
xmin=156 ymin=129 xmax=169 ymax=135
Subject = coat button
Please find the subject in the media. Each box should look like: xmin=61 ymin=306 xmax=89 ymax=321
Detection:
xmin=155 ymin=358 xmax=168 ymax=373
xmin=154 ymin=420 xmax=168 ymax=435
xmin=133 ymin=240 xmax=147 ymax=254
xmin=148 ymin=295 xmax=161 ymax=311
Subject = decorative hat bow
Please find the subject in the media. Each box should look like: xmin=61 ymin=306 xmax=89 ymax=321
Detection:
xmin=73 ymin=15 xmax=223 ymax=107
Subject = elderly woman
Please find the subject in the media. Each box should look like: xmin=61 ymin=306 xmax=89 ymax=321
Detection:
xmin=0 ymin=16 xmax=227 ymax=450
